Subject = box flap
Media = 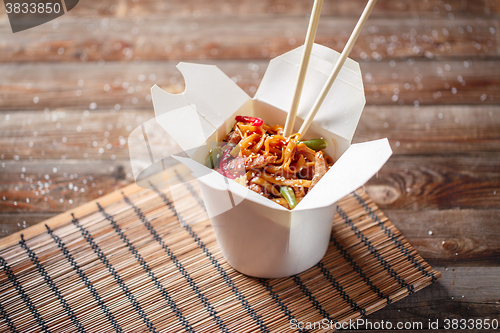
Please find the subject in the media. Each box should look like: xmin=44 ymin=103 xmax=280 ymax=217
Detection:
xmin=297 ymin=138 xmax=393 ymax=209
xmin=128 ymin=116 xmax=186 ymax=189
xmin=152 ymin=62 xmax=251 ymax=131
xmin=154 ymin=105 xmax=216 ymax=163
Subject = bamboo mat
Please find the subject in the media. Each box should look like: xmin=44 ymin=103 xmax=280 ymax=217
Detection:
xmin=0 ymin=165 xmax=440 ymax=333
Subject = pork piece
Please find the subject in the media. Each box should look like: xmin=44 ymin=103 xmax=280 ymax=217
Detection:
xmin=298 ymin=166 xmax=314 ymax=180
xmin=245 ymin=154 xmax=277 ymax=170
xmin=226 ymin=131 xmax=241 ymax=144
xmin=310 ymin=151 xmax=327 ymax=189
xmin=293 ymin=186 xmax=305 ymax=198
xmin=222 ymin=157 xmax=245 ymax=179
xmin=248 ymin=183 xmax=265 ymax=195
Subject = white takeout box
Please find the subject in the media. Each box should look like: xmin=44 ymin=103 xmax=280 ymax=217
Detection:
xmin=130 ymin=43 xmax=392 ymax=278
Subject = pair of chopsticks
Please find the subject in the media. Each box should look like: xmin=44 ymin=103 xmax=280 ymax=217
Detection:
xmin=283 ymin=0 xmax=378 ymax=138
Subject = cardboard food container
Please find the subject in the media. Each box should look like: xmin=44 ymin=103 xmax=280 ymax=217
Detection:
xmin=129 ymin=43 xmax=392 ymax=278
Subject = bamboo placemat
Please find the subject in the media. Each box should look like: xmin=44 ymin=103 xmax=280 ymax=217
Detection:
xmin=0 ymin=165 xmax=440 ymax=333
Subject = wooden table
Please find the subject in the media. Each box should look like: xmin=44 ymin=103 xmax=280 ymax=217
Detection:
xmin=1 ymin=0 xmax=499 ymax=331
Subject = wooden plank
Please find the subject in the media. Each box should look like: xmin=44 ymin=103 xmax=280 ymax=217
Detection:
xmin=0 ymin=109 xmax=155 ymax=160
xmin=366 ymin=152 xmax=500 ymax=210
xmin=0 ymin=15 xmax=496 ymax=63
xmin=385 ymin=209 xmax=500 ymax=266
xmin=361 ymin=266 xmax=500 ymax=325
xmin=1 ymin=105 xmax=498 ymax=160
xmin=0 ymin=213 xmax=58 ymax=237
xmin=0 ymin=177 xmax=141 ymax=249
xmin=1 ymin=59 xmax=499 ymax=110
xmin=360 ymin=59 xmax=500 ymax=107
xmin=353 ymin=105 xmax=500 ymax=155
xmin=0 ymin=159 xmax=134 ymax=214
xmin=465 ymin=0 xmax=500 ymax=17
xmin=1 ymin=0 xmax=496 ymax=19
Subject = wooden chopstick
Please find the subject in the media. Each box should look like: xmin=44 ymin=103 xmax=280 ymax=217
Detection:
xmin=283 ymin=0 xmax=324 ymax=137
xmin=298 ymin=0 xmax=378 ymax=137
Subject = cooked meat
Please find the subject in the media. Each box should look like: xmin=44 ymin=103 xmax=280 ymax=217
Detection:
xmin=293 ymin=186 xmax=305 ymax=198
xmin=248 ymin=183 xmax=265 ymax=195
xmin=245 ymin=154 xmax=277 ymax=170
xmin=298 ymin=166 xmax=314 ymax=180
xmin=221 ymin=157 xmax=245 ymax=178
xmin=310 ymin=151 xmax=327 ymax=189
xmin=226 ymin=131 xmax=241 ymax=144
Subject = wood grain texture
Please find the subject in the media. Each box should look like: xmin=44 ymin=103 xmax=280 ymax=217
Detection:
xmin=1 ymin=59 xmax=499 ymax=111
xmin=0 ymin=16 xmax=496 ymax=63
xmin=0 ymin=159 xmax=132 ymax=215
xmin=385 ymin=209 xmax=500 ymax=265
xmin=0 ymin=213 xmax=58 ymax=235
xmin=361 ymin=266 xmax=500 ymax=322
xmin=353 ymin=105 xmax=500 ymax=154
xmin=366 ymin=153 xmax=500 ymax=210
xmin=0 ymin=109 xmax=153 ymax=159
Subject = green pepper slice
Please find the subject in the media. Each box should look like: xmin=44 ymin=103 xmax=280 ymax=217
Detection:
xmin=280 ymin=186 xmax=297 ymax=209
xmin=298 ymin=138 xmax=328 ymax=151
xmin=205 ymin=146 xmax=222 ymax=169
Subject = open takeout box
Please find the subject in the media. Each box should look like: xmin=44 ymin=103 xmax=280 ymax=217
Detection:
xmin=128 ymin=43 xmax=392 ymax=278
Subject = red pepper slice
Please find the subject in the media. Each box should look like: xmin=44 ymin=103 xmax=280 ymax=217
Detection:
xmin=218 ymin=146 xmax=245 ymax=179
xmin=218 ymin=148 xmax=235 ymax=178
xmin=235 ymin=115 xmax=263 ymax=127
